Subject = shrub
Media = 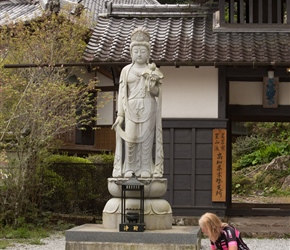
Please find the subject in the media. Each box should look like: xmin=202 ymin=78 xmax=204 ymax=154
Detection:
xmin=40 ymin=154 xmax=113 ymax=215
xmin=232 ymin=174 xmax=253 ymax=195
xmin=234 ymin=142 xmax=290 ymax=170
xmin=232 ymin=135 xmax=263 ymax=163
xmin=44 ymin=154 xmax=92 ymax=164
xmin=86 ymin=153 xmax=114 ymax=164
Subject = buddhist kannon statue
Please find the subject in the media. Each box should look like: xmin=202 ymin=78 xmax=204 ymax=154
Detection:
xmin=112 ymin=27 xmax=164 ymax=178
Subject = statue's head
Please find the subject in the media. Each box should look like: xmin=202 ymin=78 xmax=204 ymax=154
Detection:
xmin=130 ymin=27 xmax=151 ymax=62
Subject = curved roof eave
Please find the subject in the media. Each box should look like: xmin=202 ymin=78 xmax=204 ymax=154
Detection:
xmin=84 ymin=14 xmax=290 ymax=65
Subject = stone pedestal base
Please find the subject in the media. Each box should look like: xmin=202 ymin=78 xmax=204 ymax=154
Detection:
xmin=103 ymin=197 xmax=172 ymax=230
xmin=107 ymin=177 xmax=168 ymax=198
xmin=65 ymin=224 xmax=201 ymax=250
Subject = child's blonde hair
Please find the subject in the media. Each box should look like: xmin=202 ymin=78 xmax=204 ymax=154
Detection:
xmin=198 ymin=212 xmax=228 ymax=242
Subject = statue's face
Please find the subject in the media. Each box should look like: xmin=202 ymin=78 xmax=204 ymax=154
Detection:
xmin=131 ymin=45 xmax=149 ymax=64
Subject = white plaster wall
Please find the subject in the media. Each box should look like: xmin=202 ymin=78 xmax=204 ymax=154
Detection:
xmin=82 ymin=66 xmax=220 ymax=123
xmin=278 ymin=82 xmax=290 ymax=105
xmin=229 ymin=81 xmax=263 ymax=105
xmin=92 ymin=72 xmax=115 ymax=125
xmin=230 ymin=81 xmax=290 ymax=105
xmin=160 ymin=66 xmax=218 ymax=118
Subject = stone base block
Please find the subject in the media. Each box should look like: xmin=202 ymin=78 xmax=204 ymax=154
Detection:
xmin=66 ymin=242 xmax=200 ymax=250
xmin=65 ymin=224 xmax=201 ymax=250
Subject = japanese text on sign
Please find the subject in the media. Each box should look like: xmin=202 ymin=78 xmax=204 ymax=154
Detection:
xmin=212 ymin=129 xmax=227 ymax=202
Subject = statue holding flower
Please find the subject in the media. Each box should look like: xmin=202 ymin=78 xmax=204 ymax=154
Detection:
xmin=112 ymin=27 xmax=164 ymax=178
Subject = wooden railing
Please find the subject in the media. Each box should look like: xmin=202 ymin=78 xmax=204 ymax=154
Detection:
xmin=219 ymin=0 xmax=290 ymax=25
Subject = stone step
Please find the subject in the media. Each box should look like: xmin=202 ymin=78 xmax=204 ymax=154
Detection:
xmin=173 ymin=216 xmax=290 ymax=238
xmin=228 ymin=216 xmax=290 ymax=238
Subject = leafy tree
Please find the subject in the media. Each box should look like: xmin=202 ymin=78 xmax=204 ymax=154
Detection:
xmin=0 ymin=10 xmax=110 ymax=226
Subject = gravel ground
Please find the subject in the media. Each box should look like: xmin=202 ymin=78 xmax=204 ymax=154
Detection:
xmin=5 ymin=234 xmax=290 ymax=250
xmin=5 ymin=233 xmax=65 ymax=250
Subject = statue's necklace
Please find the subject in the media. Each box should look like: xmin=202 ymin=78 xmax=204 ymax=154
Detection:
xmin=130 ymin=70 xmax=143 ymax=78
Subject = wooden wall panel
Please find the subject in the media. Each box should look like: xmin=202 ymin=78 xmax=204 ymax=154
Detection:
xmin=164 ymin=173 xmax=170 ymax=188
xmin=196 ymin=129 xmax=213 ymax=143
xmin=163 ymin=159 xmax=170 ymax=174
xmin=174 ymin=175 xmax=191 ymax=190
xmin=196 ymin=159 xmax=212 ymax=175
xmin=163 ymin=143 xmax=170 ymax=157
xmin=174 ymin=144 xmax=192 ymax=158
xmin=162 ymin=119 xmax=228 ymax=216
xmin=174 ymin=129 xmax=192 ymax=143
xmin=95 ymin=127 xmax=116 ymax=152
xmin=196 ymin=175 xmax=212 ymax=190
xmin=162 ymin=129 xmax=171 ymax=143
xmin=195 ymin=191 xmax=212 ymax=206
xmin=173 ymin=191 xmax=191 ymax=205
xmin=196 ymin=144 xmax=212 ymax=158
xmin=173 ymin=159 xmax=191 ymax=174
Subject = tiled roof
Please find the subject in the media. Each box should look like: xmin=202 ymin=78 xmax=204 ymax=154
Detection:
xmin=0 ymin=2 xmax=43 ymax=25
xmin=0 ymin=0 xmax=30 ymax=5
xmin=82 ymin=0 xmax=160 ymax=25
xmin=0 ymin=0 xmax=160 ymax=27
xmin=83 ymin=4 xmax=290 ymax=66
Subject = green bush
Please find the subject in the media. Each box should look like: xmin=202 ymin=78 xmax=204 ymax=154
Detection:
xmin=234 ymin=142 xmax=290 ymax=170
xmin=85 ymin=153 xmax=114 ymax=164
xmin=40 ymin=154 xmax=113 ymax=215
xmin=232 ymin=135 xmax=263 ymax=163
xmin=232 ymin=174 xmax=253 ymax=195
xmin=44 ymin=154 xmax=92 ymax=164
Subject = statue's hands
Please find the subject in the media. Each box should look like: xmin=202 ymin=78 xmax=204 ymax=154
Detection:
xmin=149 ymin=75 xmax=158 ymax=87
xmin=112 ymin=116 xmax=124 ymax=130
xmin=147 ymin=75 xmax=160 ymax=96
xmin=142 ymin=63 xmax=163 ymax=95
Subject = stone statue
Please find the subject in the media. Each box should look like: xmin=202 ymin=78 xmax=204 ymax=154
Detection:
xmin=112 ymin=27 xmax=164 ymax=178
xmin=105 ymin=28 xmax=171 ymax=229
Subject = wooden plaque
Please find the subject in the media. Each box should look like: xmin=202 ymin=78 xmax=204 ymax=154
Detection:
xmin=263 ymin=77 xmax=279 ymax=108
xmin=212 ymin=129 xmax=227 ymax=202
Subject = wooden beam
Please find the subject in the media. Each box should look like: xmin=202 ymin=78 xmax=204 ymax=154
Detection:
xmin=219 ymin=0 xmax=225 ymax=24
xmin=268 ymin=0 xmax=272 ymax=23
xmin=218 ymin=67 xmax=227 ymax=119
xmin=277 ymin=0 xmax=282 ymax=24
xmin=190 ymin=128 xmax=196 ymax=206
xmin=229 ymin=0 xmax=235 ymax=23
xmin=238 ymin=0 xmax=244 ymax=24
xmin=111 ymin=66 xmax=121 ymax=86
xmin=226 ymin=66 xmax=290 ymax=78
xmin=258 ymin=0 xmax=263 ymax=23
xmin=96 ymin=67 xmax=113 ymax=80
xmin=248 ymin=0 xmax=253 ymax=23
xmin=287 ymin=0 xmax=290 ymax=24
xmin=229 ymin=105 xmax=290 ymax=122
xmin=96 ymin=86 xmax=118 ymax=92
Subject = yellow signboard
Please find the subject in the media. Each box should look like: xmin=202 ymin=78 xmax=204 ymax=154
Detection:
xmin=212 ymin=129 xmax=227 ymax=202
